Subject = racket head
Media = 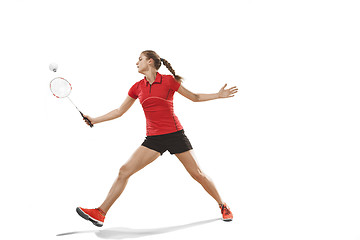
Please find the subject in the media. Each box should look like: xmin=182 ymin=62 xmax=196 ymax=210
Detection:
xmin=50 ymin=77 xmax=72 ymax=98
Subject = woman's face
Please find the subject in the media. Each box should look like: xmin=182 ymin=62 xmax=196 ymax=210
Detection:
xmin=136 ymin=54 xmax=151 ymax=74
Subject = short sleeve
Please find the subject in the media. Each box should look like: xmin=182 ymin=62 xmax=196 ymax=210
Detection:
xmin=128 ymin=82 xmax=139 ymax=99
xmin=168 ymin=75 xmax=181 ymax=91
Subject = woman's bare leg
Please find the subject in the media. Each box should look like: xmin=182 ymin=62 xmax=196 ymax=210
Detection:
xmin=175 ymin=150 xmax=223 ymax=205
xmin=99 ymin=146 xmax=160 ymax=214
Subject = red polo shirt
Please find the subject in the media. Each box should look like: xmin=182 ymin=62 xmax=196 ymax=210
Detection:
xmin=128 ymin=73 xmax=183 ymax=136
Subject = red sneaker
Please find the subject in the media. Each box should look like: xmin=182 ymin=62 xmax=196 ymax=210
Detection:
xmin=76 ymin=207 xmax=105 ymax=227
xmin=220 ymin=203 xmax=233 ymax=221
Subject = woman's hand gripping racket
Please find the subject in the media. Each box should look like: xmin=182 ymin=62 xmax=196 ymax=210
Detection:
xmin=50 ymin=77 xmax=93 ymax=128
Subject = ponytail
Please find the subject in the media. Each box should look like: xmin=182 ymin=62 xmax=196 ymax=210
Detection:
xmin=160 ymin=58 xmax=183 ymax=83
xmin=141 ymin=50 xmax=183 ymax=82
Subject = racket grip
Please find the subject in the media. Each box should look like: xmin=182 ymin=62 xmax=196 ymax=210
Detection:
xmin=80 ymin=111 xmax=93 ymax=128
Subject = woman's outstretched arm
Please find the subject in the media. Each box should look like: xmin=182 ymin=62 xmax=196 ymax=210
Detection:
xmin=177 ymin=84 xmax=238 ymax=102
xmin=83 ymin=96 xmax=136 ymax=126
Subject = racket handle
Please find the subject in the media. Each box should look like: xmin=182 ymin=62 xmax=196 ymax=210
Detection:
xmin=80 ymin=111 xmax=93 ymax=128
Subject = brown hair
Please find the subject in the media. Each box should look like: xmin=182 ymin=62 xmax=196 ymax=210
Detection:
xmin=141 ymin=50 xmax=183 ymax=82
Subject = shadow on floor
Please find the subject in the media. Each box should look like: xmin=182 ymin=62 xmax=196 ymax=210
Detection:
xmin=57 ymin=218 xmax=222 ymax=239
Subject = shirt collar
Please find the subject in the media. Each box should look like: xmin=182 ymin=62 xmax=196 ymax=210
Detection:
xmin=144 ymin=72 xmax=162 ymax=86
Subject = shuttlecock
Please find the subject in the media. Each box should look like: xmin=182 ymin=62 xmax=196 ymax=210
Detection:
xmin=49 ymin=63 xmax=58 ymax=72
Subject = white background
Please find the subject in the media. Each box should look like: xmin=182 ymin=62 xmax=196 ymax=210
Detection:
xmin=0 ymin=0 xmax=360 ymax=239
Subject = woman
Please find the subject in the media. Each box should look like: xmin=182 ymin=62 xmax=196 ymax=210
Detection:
xmin=76 ymin=50 xmax=238 ymax=227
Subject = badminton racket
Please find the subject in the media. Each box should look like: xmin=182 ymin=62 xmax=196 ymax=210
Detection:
xmin=50 ymin=77 xmax=93 ymax=128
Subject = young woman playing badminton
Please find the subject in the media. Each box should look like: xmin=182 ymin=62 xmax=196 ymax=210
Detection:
xmin=77 ymin=50 xmax=238 ymax=227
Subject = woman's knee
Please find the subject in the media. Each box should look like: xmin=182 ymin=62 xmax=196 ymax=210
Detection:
xmin=191 ymin=170 xmax=207 ymax=183
xmin=118 ymin=164 xmax=132 ymax=179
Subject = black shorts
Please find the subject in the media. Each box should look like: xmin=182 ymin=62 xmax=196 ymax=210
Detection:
xmin=141 ymin=130 xmax=193 ymax=155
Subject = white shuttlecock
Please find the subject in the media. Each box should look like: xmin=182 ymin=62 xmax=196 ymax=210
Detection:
xmin=49 ymin=63 xmax=58 ymax=72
